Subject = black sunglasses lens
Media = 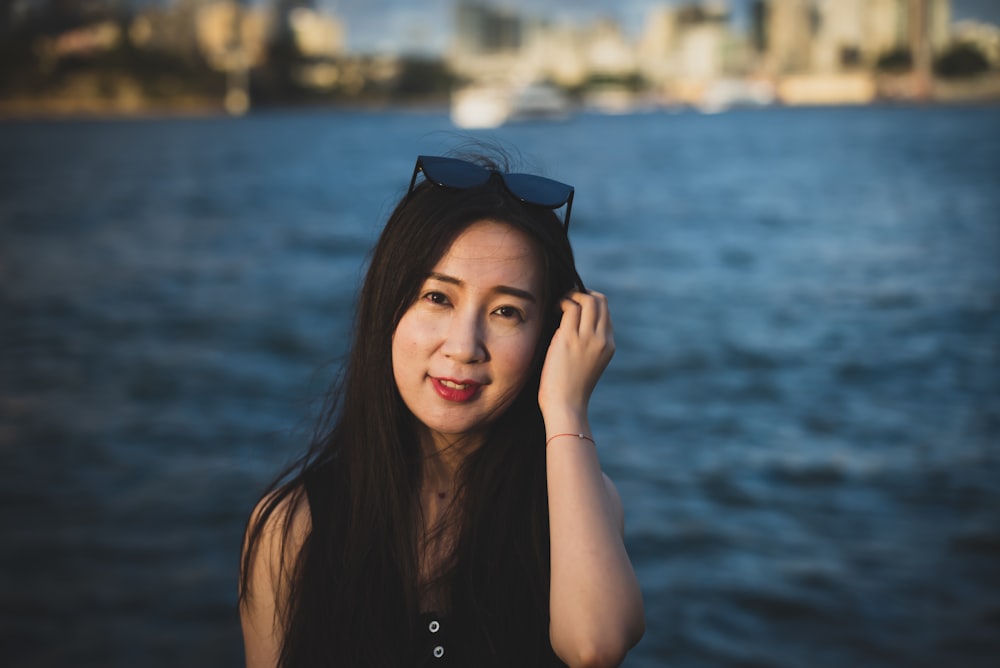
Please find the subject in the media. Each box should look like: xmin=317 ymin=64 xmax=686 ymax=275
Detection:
xmin=411 ymin=156 xmax=573 ymax=229
xmin=502 ymin=173 xmax=573 ymax=208
xmin=420 ymin=156 xmax=491 ymax=189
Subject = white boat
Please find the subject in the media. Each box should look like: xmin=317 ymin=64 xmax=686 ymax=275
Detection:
xmin=698 ymin=79 xmax=775 ymax=114
xmin=450 ymin=85 xmax=509 ymax=129
xmin=450 ymin=82 xmax=571 ymax=129
xmin=583 ymin=85 xmax=637 ymax=115
xmin=506 ymin=83 xmax=571 ymax=123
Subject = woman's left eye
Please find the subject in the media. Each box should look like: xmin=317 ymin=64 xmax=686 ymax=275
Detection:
xmin=494 ymin=305 xmax=523 ymax=321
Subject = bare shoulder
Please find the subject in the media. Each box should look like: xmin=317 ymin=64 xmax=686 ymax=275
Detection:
xmin=240 ymin=485 xmax=312 ymax=668
xmin=242 ymin=486 xmax=312 ymax=597
xmin=602 ymin=472 xmax=626 ymax=535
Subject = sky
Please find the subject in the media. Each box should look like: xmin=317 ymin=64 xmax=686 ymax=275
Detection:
xmin=310 ymin=0 xmax=1000 ymax=55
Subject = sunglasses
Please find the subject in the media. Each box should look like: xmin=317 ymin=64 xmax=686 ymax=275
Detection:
xmin=407 ymin=155 xmax=576 ymax=231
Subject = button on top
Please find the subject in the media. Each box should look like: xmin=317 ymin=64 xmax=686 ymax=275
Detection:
xmin=428 ymin=619 xmax=440 ymax=633
xmin=433 ymin=645 xmax=445 ymax=658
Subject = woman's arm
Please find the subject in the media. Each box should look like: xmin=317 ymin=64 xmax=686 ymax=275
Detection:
xmin=240 ymin=491 xmax=310 ymax=668
xmin=540 ymin=290 xmax=645 ymax=668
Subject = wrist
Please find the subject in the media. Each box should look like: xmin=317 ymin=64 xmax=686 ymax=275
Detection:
xmin=543 ymin=407 xmax=590 ymax=439
xmin=545 ymin=432 xmax=595 ymax=447
xmin=543 ymin=406 xmax=587 ymax=428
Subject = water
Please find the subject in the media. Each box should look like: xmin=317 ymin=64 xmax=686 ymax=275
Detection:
xmin=1 ymin=106 xmax=998 ymax=667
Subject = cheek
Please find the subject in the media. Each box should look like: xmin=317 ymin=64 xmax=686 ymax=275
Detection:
xmin=391 ymin=316 xmax=417 ymax=378
xmin=392 ymin=312 xmax=438 ymax=369
xmin=499 ymin=328 xmax=543 ymax=385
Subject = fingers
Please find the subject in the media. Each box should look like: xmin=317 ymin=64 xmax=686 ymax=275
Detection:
xmin=560 ymin=290 xmax=610 ymax=336
xmin=558 ymin=292 xmax=582 ymax=333
xmin=540 ymin=290 xmax=615 ymax=415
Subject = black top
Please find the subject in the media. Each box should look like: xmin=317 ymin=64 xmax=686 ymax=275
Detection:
xmin=304 ymin=467 xmax=566 ymax=667
xmin=414 ymin=612 xmax=456 ymax=666
xmin=412 ymin=611 xmax=566 ymax=667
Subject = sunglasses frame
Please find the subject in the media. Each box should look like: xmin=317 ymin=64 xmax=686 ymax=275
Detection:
xmin=406 ymin=155 xmax=575 ymax=231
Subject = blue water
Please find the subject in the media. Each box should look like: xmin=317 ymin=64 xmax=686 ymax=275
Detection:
xmin=1 ymin=106 xmax=999 ymax=667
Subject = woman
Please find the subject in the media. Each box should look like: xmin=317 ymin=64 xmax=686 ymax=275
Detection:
xmin=240 ymin=153 xmax=645 ymax=667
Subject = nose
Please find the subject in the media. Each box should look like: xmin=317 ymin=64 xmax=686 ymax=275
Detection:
xmin=441 ymin=310 xmax=487 ymax=364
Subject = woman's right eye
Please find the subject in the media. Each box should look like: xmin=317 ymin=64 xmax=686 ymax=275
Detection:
xmin=423 ymin=291 xmax=450 ymax=306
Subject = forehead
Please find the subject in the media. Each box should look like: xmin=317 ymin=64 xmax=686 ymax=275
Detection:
xmin=434 ymin=220 xmax=544 ymax=285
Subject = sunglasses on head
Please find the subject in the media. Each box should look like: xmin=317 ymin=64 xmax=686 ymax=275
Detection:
xmin=407 ymin=155 xmax=576 ymax=231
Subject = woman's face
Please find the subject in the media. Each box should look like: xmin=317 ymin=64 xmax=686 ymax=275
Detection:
xmin=392 ymin=220 xmax=546 ymax=448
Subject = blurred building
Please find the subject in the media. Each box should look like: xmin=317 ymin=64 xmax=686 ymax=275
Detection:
xmin=674 ymin=4 xmax=735 ymax=80
xmin=448 ymin=1 xmax=525 ymax=82
xmin=637 ymin=5 xmax=680 ymax=84
xmin=580 ymin=18 xmax=637 ymax=79
xmin=753 ymin=0 xmax=951 ymax=74
xmin=638 ymin=3 xmax=740 ymax=104
xmin=450 ymin=1 xmax=773 ymax=107
xmin=265 ymin=0 xmax=344 ymax=59
xmin=128 ymin=0 xmax=210 ymax=63
xmin=453 ymin=0 xmax=522 ymax=55
xmin=953 ymin=19 xmax=1000 ymax=67
xmin=8 ymin=0 xmax=133 ymax=60
xmin=757 ymin=0 xmax=818 ymax=74
xmin=521 ymin=16 xmax=637 ymax=87
xmin=285 ymin=6 xmax=344 ymax=58
xmin=192 ymin=1 xmax=269 ymax=71
xmin=865 ymin=0 xmax=910 ymax=57
xmin=522 ymin=22 xmax=589 ymax=87
xmin=811 ymin=0 xmax=865 ymax=72
xmin=865 ymin=0 xmax=950 ymax=59
xmin=5 ymin=0 xmax=116 ymax=27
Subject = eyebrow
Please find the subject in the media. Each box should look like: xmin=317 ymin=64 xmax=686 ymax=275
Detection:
xmin=427 ymin=272 xmax=537 ymax=303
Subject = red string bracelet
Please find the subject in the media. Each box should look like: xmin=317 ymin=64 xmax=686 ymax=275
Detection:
xmin=545 ymin=433 xmax=595 ymax=447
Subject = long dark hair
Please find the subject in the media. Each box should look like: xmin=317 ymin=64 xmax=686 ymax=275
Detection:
xmin=240 ymin=153 xmax=581 ymax=666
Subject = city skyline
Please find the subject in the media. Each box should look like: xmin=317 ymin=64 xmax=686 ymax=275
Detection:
xmin=315 ymin=0 xmax=1000 ymax=54
xmin=14 ymin=1 xmax=1000 ymax=54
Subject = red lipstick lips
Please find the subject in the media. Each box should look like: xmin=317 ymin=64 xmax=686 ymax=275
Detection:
xmin=431 ymin=377 xmax=482 ymax=402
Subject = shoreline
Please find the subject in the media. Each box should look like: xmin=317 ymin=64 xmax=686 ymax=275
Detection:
xmin=2 ymin=75 xmax=998 ymax=122
xmin=1 ymin=96 xmax=996 ymax=123
xmin=0 ymin=94 xmax=455 ymax=121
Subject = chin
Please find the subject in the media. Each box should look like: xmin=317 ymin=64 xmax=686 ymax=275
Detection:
xmin=420 ymin=414 xmax=492 ymax=442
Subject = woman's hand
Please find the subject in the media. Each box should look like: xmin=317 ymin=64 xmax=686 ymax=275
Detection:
xmin=538 ymin=290 xmax=615 ymax=423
